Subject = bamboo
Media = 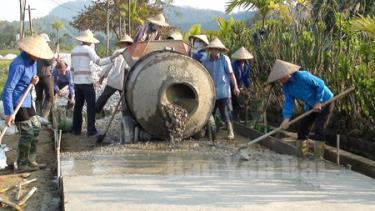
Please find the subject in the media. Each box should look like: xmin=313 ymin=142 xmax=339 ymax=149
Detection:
xmin=15 ymin=183 xmax=22 ymax=201
xmin=17 ymin=187 xmax=37 ymax=207
xmin=0 ymin=197 xmax=21 ymax=211
xmin=0 ymin=178 xmax=37 ymax=193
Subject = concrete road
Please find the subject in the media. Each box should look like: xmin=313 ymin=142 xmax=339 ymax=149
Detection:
xmin=61 ymin=140 xmax=375 ymax=211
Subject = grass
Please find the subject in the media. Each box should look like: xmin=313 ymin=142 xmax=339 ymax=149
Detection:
xmin=0 ymin=60 xmax=11 ymax=100
xmin=0 ymin=49 xmax=19 ymax=56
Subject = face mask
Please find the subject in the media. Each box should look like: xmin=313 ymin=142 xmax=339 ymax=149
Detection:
xmin=194 ymin=42 xmax=204 ymax=50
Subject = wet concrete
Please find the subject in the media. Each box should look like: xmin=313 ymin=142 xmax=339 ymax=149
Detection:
xmin=61 ymin=135 xmax=375 ymax=211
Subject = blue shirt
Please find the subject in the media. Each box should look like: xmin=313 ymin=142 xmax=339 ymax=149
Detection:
xmin=203 ymin=54 xmax=233 ymax=99
xmin=282 ymin=71 xmax=334 ymax=119
xmin=2 ymin=51 xmax=36 ymax=116
xmin=232 ymin=60 xmax=251 ymax=88
xmin=52 ymin=67 xmax=75 ymax=97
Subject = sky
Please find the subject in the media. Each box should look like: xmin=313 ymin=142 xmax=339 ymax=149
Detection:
xmin=0 ymin=0 xmax=240 ymax=22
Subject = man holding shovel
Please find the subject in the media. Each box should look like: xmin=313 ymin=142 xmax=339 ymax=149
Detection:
xmin=2 ymin=35 xmax=54 ymax=171
xmin=267 ymin=59 xmax=334 ymax=159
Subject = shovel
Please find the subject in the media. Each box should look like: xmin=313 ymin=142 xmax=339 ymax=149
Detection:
xmin=236 ymin=87 xmax=355 ymax=154
xmin=96 ymin=92 xmax=124 ymax=143
xmin=0 ymin=83 xmax=34 ymax=169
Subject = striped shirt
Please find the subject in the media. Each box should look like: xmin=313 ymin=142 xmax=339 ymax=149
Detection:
xmin=70 ymin=45 xmax=112 ymax=84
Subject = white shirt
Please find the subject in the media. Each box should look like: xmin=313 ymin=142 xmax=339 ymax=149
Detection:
xmin=71 ymin=45 xmax=112 ymax=84
xmin=100 ymin=48 xmax=129 ymax=90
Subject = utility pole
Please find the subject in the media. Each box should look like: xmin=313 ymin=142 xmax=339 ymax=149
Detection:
xmin=19 ymin=0 xmax=26 ymax=39
xmin=128 ymin=0 xmax=131 ymax=35
xmin=25 ymin=5 xmax=36 ymax=35
xmin=106 ymin=0 xmax=110 ymax=56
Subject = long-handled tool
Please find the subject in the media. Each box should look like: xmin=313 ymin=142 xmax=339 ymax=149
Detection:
xmin=96 ymin=92 xmax=124 ymax=143
xmin=236 ymin=87 xmax=355 ymax=152
xmin=0 ymin=83 xmax=34 ymax=169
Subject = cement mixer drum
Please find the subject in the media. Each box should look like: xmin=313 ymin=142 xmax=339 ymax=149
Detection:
xmin=126 ymin=50 xmax=215 ymax=139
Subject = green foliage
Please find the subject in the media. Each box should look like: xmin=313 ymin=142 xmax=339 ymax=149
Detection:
xmin=0 ymin=60 xmax=11 ymax=99
xmin=216 ymin=0 xmax=375 ymax=137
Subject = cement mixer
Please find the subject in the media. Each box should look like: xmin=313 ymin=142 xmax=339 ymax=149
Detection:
xmin=121 ymin=40 xmax=215 ymax=142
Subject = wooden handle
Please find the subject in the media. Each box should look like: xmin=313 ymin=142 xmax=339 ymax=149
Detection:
xmin=242 ymin=87 xmax=355 ymax=147
xmin=0 ymin=83 xmax=33 ymax=144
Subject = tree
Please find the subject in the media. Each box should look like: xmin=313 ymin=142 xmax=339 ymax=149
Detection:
xmin=71 ymin=0 xmax=164 ymax=38
xmin=225 ymin=0 xmax=282 ymax=28
xmin=52 ymin=21 xmax=64 ymax=47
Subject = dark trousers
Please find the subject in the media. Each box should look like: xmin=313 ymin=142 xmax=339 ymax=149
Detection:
xmin=35 ymin=75 xmax=54 ymax=103
xmin=213 ymin=98 xmax=231 ymax=123
xmin=72 ymin=84 xmax=97 ymax=136
xmin=297 ymin=103 xmax=334 ymax=142
xmin=95 ymin=85 xmax=121 ymax=113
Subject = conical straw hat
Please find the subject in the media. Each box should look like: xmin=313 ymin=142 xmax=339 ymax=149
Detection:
xmin=75 ymin=29 xmax=100 ymax=44
xmin=167 ymin=31 xmax=183 ymax=40
xmin=189 ymin=35 xmax=209 ymax=45
xmin=147 ymin=13 xmax=169 ymax=27
xmin=231 ymin=47 xmax=254 ymax=60
xmin=17 ymin=35 xmax=54 ymax=60
xmin=117 ymin=34 xmax=134 ymax=45
xmin=267 ymin=59 xmax=301 ymax=83
xmin=206 ymin=38 xmax=228 ymax=52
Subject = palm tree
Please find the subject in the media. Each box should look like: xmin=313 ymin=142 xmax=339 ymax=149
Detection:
xmin=52 ymin=21 xmax=64 ymax=47
xmin=225 ymin=0 xmax=281 ymax=28
xmin=351 ymin=15 xmax=375 ymax=38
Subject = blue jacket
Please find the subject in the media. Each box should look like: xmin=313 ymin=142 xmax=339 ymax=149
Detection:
xmin=52 ymin=67 xmax=75 ymax=98
xmin=2 ymin=52 xmax=36 ymax=116
xmin=282 ymin=71 xmax=333 ymax=119
xmin=232 ymin=60 xmax=251 ymax=88
xmin=203 ymin=54 xmax=233 ymax=100
xmin=192 ymin=49 xmax=207 ymax=63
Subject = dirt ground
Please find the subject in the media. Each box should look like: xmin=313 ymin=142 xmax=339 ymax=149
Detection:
xmin=0 ymin=127 xmax=60 ymax=211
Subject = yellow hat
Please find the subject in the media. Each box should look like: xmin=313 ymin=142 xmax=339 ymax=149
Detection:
xmin=17 ymin=35 xmax=54 ymax=60
xmin=189 ymin=35 xmax=209 ymax=45
xmin=117 ymin=34 xmax=134 ymax=45
xmin=267 ymin=59 xmax=301 ymax=83
xmin=231 ymin=47 xmax=254 ymax=60
xmin=167 ymin=31 xmax=183 ymax=40
xmin=147 ymin=13 xmax=169 ymax=27
xmin=75 ymin=29 xmax=100 ymax=44
xmin=206 ymin=38 xmax=228 ymax=52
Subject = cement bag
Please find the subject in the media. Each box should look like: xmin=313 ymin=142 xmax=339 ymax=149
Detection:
xmin=0 ymin=145 xmax=9 ymax=170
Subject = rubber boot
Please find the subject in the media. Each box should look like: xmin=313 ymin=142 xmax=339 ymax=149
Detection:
xmin=314 ymin=141 xmax=325 ymax=160
xmin=296 ymin=140 xmax=309 ymax=158
xmin=28 ymin=153 xmax=39 ymax=168
xmin=227 ymin=122 xmax=235 ymax=140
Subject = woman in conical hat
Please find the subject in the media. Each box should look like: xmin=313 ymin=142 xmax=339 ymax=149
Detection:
xmin=95 ymin=34 xmax=134 ymax=122
xmin=3 ymin=35 xmax=53 ymax=171
xmin=134 ymin=13 xmax=170 ymax=42
xmin=268 ymin=59 xmax=334 ymax=159
xmin=203 ymin=38 xmax=240 ymax=140
xmin=230 ymin=46 xmax=253 ymax=120
xmin=189 ymin=34 xmax=209 ymax=63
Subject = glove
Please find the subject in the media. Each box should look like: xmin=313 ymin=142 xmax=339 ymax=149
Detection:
xmin=280 ymin=118 xmax=290 ymax=130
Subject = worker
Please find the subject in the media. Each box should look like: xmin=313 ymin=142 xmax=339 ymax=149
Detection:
xmin=231 ymin=46 xmax=254 ymax=120
xmin=96 ymin=34 xmax=133 ymax=115
xmin=3 ymin=35 xmax=53 ymax=171
xmin=52 ymin=60 xmax=75 ymax=109
xmin=166 ymin=31 xmax=183 ymax=40
xmin=70 ymin=29 xmax=121 ymax=138
xmin=189 ymin=34 xmax=209 ymax=63
xmin=134 ymin=13 xmax=170 ymax=42
xmin=35 ymin=33 xmax=54 ymax=119
xmin=203 ymin=38 xmax=240 ymax=140
xmin=267 ymin=59 xmax=334 ymax=159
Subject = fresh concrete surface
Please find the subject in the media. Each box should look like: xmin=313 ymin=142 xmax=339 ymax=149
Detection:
xmin=61 ymin=142 xmax=375 ymax=211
